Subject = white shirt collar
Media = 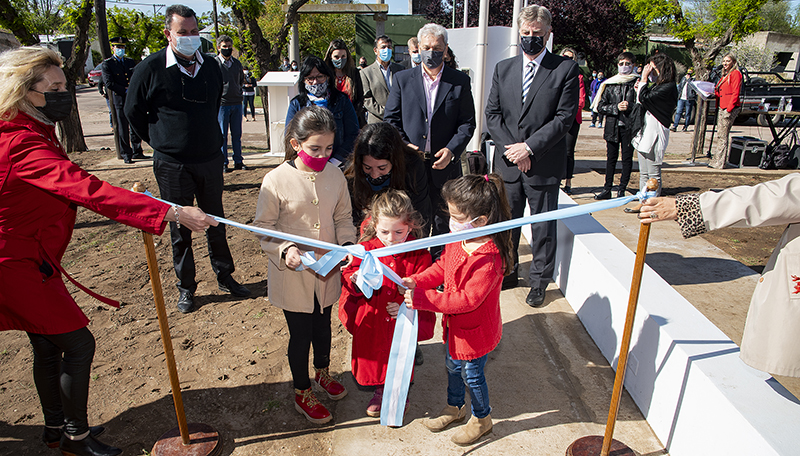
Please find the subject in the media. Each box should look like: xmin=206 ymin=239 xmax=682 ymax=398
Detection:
xmin=523 ymin=48 xmax=547 ymax=68
xmin=165 ymin=46 xmax=204 ymax=78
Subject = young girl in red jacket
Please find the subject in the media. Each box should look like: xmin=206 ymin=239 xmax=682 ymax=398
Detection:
xmin=403 ymin=174 xmax=514 ymax=446
xmin=339 ymin=189 xmax=435 ymax=417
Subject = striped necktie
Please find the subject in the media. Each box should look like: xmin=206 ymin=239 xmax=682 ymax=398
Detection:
xmin=522 ymin=61 xmax=535 ymax=102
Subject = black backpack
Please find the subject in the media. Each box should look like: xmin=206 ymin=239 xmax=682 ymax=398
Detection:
xmin=760 ymin=144 xmax=795 ymax=170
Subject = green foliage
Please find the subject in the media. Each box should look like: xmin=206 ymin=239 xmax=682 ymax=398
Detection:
xmin=106 ymin=7 xmax=167 ymax=61
xmin=720 ymin=42 xmax=776 ymax=71
xmin=9 ymin=0 xmax=65 ymax=36
xmin=758 ymin=0 xmax=798 ymax=34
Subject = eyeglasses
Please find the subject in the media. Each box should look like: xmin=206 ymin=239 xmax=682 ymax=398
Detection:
xmin=304 ymin=74 xmax=327 ymax=84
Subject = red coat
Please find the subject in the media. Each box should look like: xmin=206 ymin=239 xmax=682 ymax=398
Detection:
xmin=0 ymin=111 xmax=169 ymax=335
xmin=410 ymin=240 xmax=503 ymax=360
xmin=715 ymin=69 xmax=742 ymax=112
xmin=339 ymin=236 xmax=433 ymax=386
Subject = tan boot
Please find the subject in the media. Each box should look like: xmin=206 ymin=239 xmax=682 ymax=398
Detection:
xmin=451 ymin=414 xmax=492 ymax=445
xmin=423 ymin=404 xmax=466 ymax=432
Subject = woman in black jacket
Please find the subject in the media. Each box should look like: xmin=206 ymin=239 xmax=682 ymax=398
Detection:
xmin=630 ymin=53 xmax=678 ymax=206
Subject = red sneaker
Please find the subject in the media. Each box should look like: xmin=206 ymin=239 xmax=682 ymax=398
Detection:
xmin=366 ymin=386 xmax=383 ymax=417
xmin=314 ymin=367 xmax=348 ymax=400
xmin=294 ymin=388 xmax=332 ymax=424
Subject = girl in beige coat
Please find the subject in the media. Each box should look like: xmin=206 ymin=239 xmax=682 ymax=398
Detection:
xmin=640 ymin=173 xmax=800 ymax=377
xmin=254 ymin=106 xmax=357 ymax=423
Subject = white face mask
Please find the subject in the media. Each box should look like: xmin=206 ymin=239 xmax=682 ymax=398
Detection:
xmin=174 ymin=35 xmax=201 ymax=57
xmin=618 ymin=63 xmax=633 ymax=75
xmin=449 ymin=216 xmax=479 ymax=233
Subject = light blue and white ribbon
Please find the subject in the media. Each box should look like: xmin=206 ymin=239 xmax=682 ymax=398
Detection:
xmin=380 ymin=300 xmax=417 ymax=427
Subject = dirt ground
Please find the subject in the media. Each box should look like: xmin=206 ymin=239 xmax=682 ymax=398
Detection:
xmin=0 ymin=148 xmax=783 ymax=455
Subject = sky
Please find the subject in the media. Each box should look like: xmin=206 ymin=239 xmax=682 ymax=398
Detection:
xmin=113 ymin=0 xmax=411 ymax=18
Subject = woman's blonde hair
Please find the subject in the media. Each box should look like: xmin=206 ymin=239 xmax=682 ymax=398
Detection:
xmin=360 ymin=189 xmax=424 ymax=243
xmin=0 ymin=46 xmax=63 ymax=121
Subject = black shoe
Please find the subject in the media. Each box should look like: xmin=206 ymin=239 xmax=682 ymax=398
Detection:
xmin=59 ymin=434 xmax=121 ymax=456
xmin=43 ymin=426 xmax=104 ymax=449
xmin=526 ymin=287 xmax=546 ymax=308
xmin=414 ymin=346 xmax=424 ymax=366
xmin=177 ymin=290 xmax=195 ymax=313
xmin=223 ymin=166 xmax=232 ymax=173
xmin=594 ymin=189 xmax=612 ymax=200
xmin=669 ymin=126 xmax=677 ymax=132
xmin=233 ymin=163 xmax=249 ymax=170
xmin=563 ymin=185 xmax=572 ymax=195
xmin=436 ymin=284 xmax=445 ymax=293
xmin=131 ymin=153 xmax=149 ymax=160
xmin=123 ymin=157 xmax=133 ymax=164
xmin=502 ymin=274 xmax=518 ymax=290
xmin=219 ymin=277 xmax=251 ymax=297
xmin=617 ymin=188 xmax=627 ymax=198
xmin=682 ymin=127 xmax=688 ymax=132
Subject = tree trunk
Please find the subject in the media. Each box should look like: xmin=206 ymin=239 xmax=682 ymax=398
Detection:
xmin=59 ymin=0 xmax=93 ymax=152
xmin=0 ymin=0 xmax=39 ymax=45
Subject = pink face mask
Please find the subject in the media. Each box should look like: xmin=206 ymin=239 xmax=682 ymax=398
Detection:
xmin=298 ymin=150 xmax=328 ymax=172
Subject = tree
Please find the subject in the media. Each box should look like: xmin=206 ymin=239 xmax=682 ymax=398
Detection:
xmin=425 ymin=0 xmax=644 ymax=73
xmin=59 ymin=0 xmax=93 ymax=152
xmin=106 ymin=7 xmax=166 ymax=60
xmin=0 ymin=0 xmax=47 ymax=44
xmin=622 ymin=0 xmax=768 ymax=78
xmin=758 ymin=0 xmax=797 ymax=35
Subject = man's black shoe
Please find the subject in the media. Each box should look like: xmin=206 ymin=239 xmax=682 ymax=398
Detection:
xmin=594 ymin=189 xmax=612 ymax=200
xmin=177 ymin=290 xmax=195 ymax=313
xmin=414 ymin=346 xmax=424 ymax=366
xmin=502 ymin=274 xmax=518 ymax=290
xmin=123 ymin=157 xmax=133 ymax=164
xmin=223 ymin=166 xmax=232 ymax=173
xmin=617 ymin=188 xmax=627 ymax=198
xmin=59 ymin=434 xmax=121 ymax=456
xmin=44 ymin=426 xmax=104 ymax=449
xmin=233 ymin=163 xmax=249 ymax=170
xmin=131 ymin=153 xmax=150 ymax=160
xmin=526 ymin=287 xmax=546 ymax=308
xmin=219 ymin=277 xmax=251 ymax=297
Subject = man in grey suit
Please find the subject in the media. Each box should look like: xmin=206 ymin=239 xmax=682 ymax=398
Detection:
xmin=360 ymin=35 xmax=404 ymax=124
xmin=485 ymin=4 xmax=579 ymax=307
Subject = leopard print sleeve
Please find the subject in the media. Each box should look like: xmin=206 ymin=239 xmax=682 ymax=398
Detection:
xmin=675 ymin=194 xmax=706 ymax=238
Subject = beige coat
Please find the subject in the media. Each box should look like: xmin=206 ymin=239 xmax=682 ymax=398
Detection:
xmin=360 ymin=60 xmax=404 ymax=124
xmin=254 ymin=162 xmax=356 ymax=313
xmin=699 ymin=173 xmax=800 ymax=377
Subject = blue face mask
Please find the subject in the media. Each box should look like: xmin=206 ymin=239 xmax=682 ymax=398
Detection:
xmin=411 ymin=52 xmax=422 ymax=64
xmin=332 ymin=58 xmax=345 ymax=69
xmin=114 ymin=48 xmax=125 ymax=58
xmin=174 ymin=35 xmax=201 ymax=57
xmin=378 ymin=47 xmax=392 ymax=63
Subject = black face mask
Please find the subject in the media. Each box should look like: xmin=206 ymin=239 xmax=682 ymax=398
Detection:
xmin=34 ymin=90 xmax=72 ymax=122
xmin=220 ymin=48 xmax=233 ymax=58
xmin=366 ymin=172 xmax=391 ymax=190
xmin=420 ymin=49 xmax=444 ymax=69
xmin=520 ymin=35 xmax=545 ymax=56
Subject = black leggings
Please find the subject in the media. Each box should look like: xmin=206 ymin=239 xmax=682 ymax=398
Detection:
xmin=283 ymin=297 xmax=332 ymax=390
xmin=27 ymin=327 xmax=95 ymax=436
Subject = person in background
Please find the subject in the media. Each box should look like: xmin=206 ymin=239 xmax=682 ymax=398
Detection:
xmin=290 ymin=60 xmax=299 ymax=71
xmin=592 ymin=52 xmax=638 ymax=200
xmin=589 ymin=70 xmax=605 ymax=128
xmin=280 ymin=56 xmax=291 ymax=71
xmin=215 ymin=35 xmax=247 ymax=173
xmin=640 ymin=173 xmax=800 ymax=379
xmin=560 ymin=47 xmax=584 ymax=195
xmin=102 ymin=36 xmax=146 ymax=163
xmin=242 ymin=68 xmax=257 ymax=122
xmin=403 ymin=36 xmax=421 ymax=69
xmin=324 ymin=39 xmax=365 ymax=127
xmin=709 ymin=53 xmax=742 ymax=169
xmin=285 ymin=56 xmax=360 ymax=167
xmin=361 ymin=35 xmax=404 ymax=124
xmin=0 ymin=46 xmax=217 ymax=456
xmin=444 ymin=46 xmax=458 ymax=70
xmin=358 ymin=56 xmax=368 ymax=69
xmin=671 ymin=68 xmax=696 ymax=132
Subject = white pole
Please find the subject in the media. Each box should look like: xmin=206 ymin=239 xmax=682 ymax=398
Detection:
xmin=470 ymin=0 xmax=489 ymax=152
xmin=510 ymin=0 xmax=522 ymax=58
xmin=463 ymin=0 xmax=468 ymax=27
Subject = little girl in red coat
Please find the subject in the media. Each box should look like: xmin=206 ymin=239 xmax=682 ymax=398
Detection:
xmin=339 ymin=189 xmax=435 ymax=417
xmin=403 ymin=174 xmax=514 ymax=446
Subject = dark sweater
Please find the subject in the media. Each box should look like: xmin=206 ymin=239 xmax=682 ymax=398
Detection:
xmin=124 ymin=48 xmax=223 ymax=164
xmin=216 ymin=55 xmax=244 ymax=105
xmin=639 ymin=82 xmax=679 ymax=128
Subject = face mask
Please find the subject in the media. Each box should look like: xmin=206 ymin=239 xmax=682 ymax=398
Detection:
xmin=174 ymin=35 xmax=201 ymax=57
xmin=378 ymin=47 xmax=392 ymax=62
xmin=305 ymin=80 xmax=328 ymax=98
xmin=411 ymin=52 xmax=422 ymax=64
xmin=377 ymin=227 xmax=409 ymax=247
xmin=648 ymin=73 xmax=657 ymax=82
xmin=520 ymin=35 xmax=545 ymax=56
xmin=449 ymin=216 xmax=479 ymax=233
xmin=592 ymin=72 xmax=597 ymax=78
xmin=618 ymin=63 xmax=633 ymax=75
xmin=291 ymin=64 xmax=298 ymax=70
xmin=114 ymin=48 xmax=125 ymax=58
xmin=297 ymin=150 xmax=328 ymax=172
xmin=220 ymin=48 xmax=232 ymax=58
xmin=332 ymin=58 xmax=345 ymax=69
xmin=420 ymin=49 xmax=444 ymax=69
xmin=359 ymin=61 xmax=367 ymax=68
xmin=366 ymin=172 xmax=391 ymax=191
xmin=34 ymin=90 xmax=72 ymax=123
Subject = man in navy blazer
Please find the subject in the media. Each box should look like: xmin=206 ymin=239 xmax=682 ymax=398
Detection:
xmin=384 ymin=23 xmax=476 ymax=250
xmin=485 ymin=4 xmax=579 ymax=307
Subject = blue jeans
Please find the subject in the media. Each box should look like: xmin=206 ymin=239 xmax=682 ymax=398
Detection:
xmin=445 ymin=344 xmax=491 ymax=418
xmin=243 ymin=95 xmax=255 ymax=118
xmin=219 ymin=104 xmax=243 ymax=166
xmin=673 ymin=99 xmax=694 ymax=129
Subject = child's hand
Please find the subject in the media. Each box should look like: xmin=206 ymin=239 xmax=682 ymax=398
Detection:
xmin=350 ymin=270 xmax=359 ymax=283
xmin=401 ymin=277 xmax=416 ymax=290
xmin=340 ymin=253 xmax=354 ymax=270
xmin=386 ymin=302 xmax=400 ymax=319
xmin=403 ymin=288 xmax=414 ymax=308
xmin=284 ymin=246 xmax=302 ymax=269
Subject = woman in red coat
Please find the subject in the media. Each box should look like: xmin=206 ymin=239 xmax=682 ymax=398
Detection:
xmin=710 ymin=53 xmax=743 ymax=169
xmin=0 ymin=47 xmax=216 ymax=456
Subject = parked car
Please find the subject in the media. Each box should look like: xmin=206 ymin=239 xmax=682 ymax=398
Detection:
xmin=88 ymin=63 xmax=102 ymax=87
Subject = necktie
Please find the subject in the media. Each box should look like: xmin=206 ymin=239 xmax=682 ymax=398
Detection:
xmin=522 ymin=61 xmax=535 ymax=103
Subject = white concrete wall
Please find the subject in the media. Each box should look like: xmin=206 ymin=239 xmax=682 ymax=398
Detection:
xmin=553 ymin=192 xmax=800 ymax=455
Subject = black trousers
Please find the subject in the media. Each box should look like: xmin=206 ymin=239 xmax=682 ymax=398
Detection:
xmin=565 ymin=122 xmax=580 ymax=180
xmin=153 ymin=156 xmax=235 ymax=294
xmin=112 ymin=95 xmax=142 ymax=160
xmin=504 ymin=179 xmax=559 ymax=289
xmin=283 ymin=297 xmax=332 ymax=390
xmin=27 ymin=327 xmax=95 ymax=436
xmin=604 ymin=126 xmax=634 ymax=192
xmin=424 ymin=158 xmax=461 ymax=260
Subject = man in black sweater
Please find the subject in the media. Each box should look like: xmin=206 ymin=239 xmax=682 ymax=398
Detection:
xmin=125 ymin=4 xmax=250 ymax=313
xmin=215 ymin=34 xmax=247 ymax=173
